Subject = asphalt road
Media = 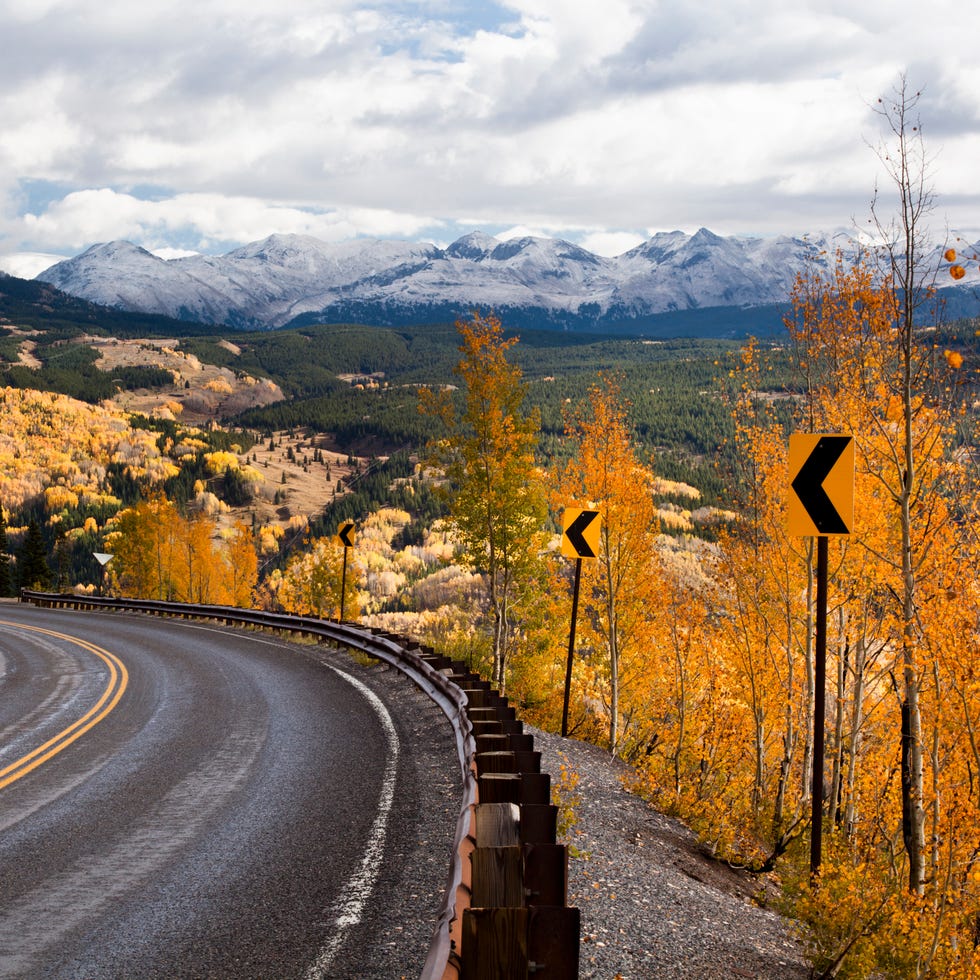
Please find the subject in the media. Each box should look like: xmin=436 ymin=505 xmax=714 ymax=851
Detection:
xmin=0 ymin=602 xmax=459 ymax=979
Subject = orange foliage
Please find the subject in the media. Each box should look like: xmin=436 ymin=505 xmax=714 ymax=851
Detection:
xmin=552 ymin=376 xmax=664 ymax=755
xmin=272 ymin=534 xmax=360 ymax=621
xmin=610 ymin=250 xmax=980 ymax=975
xmin=106 ymin=493 xmax=258 ymax=606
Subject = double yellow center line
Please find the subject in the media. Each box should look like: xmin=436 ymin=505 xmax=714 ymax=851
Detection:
xmin=0 ymin=620 xmax=129 ymax=791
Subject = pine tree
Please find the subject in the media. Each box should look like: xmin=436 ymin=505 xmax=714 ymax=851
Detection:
xmin=19 ymin=520 xmax=51 ymax=590
xmin=0 ymin=504 xmax=12 ymax=597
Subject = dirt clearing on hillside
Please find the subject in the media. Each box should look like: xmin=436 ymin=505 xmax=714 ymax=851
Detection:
xmin=91 ymin=337 xmax=386 ymax=538
xmin=241 ymin=430 xmax=380 ymax=538
xmin=93 ymin=336 xmax=283 ymax=423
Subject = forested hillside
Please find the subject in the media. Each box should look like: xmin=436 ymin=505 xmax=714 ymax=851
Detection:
xmin=0 ymin=386 xmax=267 ymax=590
xmin=0 ymin=268 xmax=758 ymax=606
xmin=214 ymin=325 xmax=757 ymax=503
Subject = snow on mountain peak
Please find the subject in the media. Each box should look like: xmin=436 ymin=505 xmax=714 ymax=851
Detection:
xmin=35 ymin=228 xmax=977 ymax=333
xmin=445 ymin=232 xmax=499 ymax=260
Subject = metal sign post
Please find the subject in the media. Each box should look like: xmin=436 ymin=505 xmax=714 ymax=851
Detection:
xmin=788 ymin=433 xmax=854 ymax=877
xmin=562 ymin=556 xmax=582 ymax=739
xmin=336 ymin=522 xmax=356 ymax=621
xmin=559 ymin=508 xmax=600 ymax=737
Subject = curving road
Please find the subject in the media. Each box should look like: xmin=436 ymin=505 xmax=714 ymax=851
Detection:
xmin=0 ymin=602 xmax=458 ymax=979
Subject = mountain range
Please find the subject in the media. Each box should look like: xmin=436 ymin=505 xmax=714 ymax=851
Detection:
xmin=35 ymin=229 xmax=980 ymax=336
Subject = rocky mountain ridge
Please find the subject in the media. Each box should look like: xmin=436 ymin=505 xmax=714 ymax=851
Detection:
xmin=36 ymin=229 xmax=980 ymax=335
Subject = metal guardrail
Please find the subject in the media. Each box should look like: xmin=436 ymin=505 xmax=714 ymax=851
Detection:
xmin=19 ymin=590 xmax=579 ymax=979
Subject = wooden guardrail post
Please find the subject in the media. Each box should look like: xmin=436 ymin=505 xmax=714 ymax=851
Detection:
xmin=462 ymin=705 xmax=578 ymax=980
xmin=520 ymin=771 xmax=551 ymax=805
xmin=527 ymin=905 xmax=580 ymax=978
xmin=523 ymin=843 xmax=568 ymax=906
xmin=461 ymin=908 xmax=529 ymax=980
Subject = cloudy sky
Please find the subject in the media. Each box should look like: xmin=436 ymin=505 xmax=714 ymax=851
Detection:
xmin=1 ymin=0 xmax=979 ymax=277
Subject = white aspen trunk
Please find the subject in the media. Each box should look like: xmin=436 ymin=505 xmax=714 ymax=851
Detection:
xmin=827 ymin=628 xmax=847 ymax=831
xmin=844 ymin=633 xmax=868 ymax=837
xmin=773 ymin=597 xmax=796 ymax=831
xmin=599 ymin=522 xmax=620 ymax=756
xmin=607 ymin=566 xmax=619 ymax=755
xmin=673 ymin=624 xmax=687 ymax=798
xmin=900 ymin=285 xmax=926 ymax=898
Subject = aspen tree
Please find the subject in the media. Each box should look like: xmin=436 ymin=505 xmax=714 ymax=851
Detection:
xmin=781 ymin=118 xmax=980 ymax=969
xmin=110 ymin=493 xmax=180 ymax=599
xmin=419 ymin=312 xmax=547 ymax=692
xmin=718 ymin=342 xmax=815 ymax=846
xmin=224 ymin=521 xmax=259 ymax=607
xmin=867 ymin=78 xmax=937 ymax=896
xmin=277 ymin=535 xmax=360 ymax=621
xmin=177 ymin=512 xmax=217 ymax=603
xmin=554 ymin=376 xmax=660 ymax=755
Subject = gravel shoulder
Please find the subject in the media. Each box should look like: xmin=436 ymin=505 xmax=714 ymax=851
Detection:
xmin=532 ymin=728 xmax=811 ymax=980
xmin=301 ymin=648 xmax=811 ymax=979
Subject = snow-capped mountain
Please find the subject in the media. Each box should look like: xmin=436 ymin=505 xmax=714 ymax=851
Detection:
xmin=35 ymin=229 xmax=979 ymax=334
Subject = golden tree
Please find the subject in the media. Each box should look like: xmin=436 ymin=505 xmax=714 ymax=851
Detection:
xmin=107 ymin=494 xmax=258 ymax=606
xmin=222 ymin=521 xmax=259 ymax=607
xmin=419 ymin=312 xmax=548 ymax=692
xmin=276 ymin=535 xmax=360 ymax=621
xmin=109 ymin=493 xmax=180 ymax=600
xmin=704 ymin=342 xmax=817 ymax=861
xmin=553 ymin=376 xmax=662 ymax=755
xmin=782 ymin=241 xmax=979 ymax=973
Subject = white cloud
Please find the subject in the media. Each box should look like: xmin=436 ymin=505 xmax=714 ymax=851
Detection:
xmin=0 ymin=252 xmax=68 ymax=278
xmin=0 ymin=75 xmax=86 ymax=174
xmin=0 ymin=1 xmax=979 ymax=262
xmin=578 ymin=231 xmax=645 ymax=257
xmin=8 ymin=188 xmax=442 ymax=253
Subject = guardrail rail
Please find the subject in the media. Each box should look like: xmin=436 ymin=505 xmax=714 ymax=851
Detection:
xmin=20 ymin=590 xmax=580 ymax=979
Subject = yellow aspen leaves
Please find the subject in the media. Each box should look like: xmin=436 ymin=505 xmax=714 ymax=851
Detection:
xmin=419 ymin=312 xmax=548 ymax=693
xmin=108 ymin=493 xmax=258 ymax=606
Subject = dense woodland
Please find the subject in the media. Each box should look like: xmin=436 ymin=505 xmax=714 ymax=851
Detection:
xmin=2 ymin=91 xmax=980 ymax=978
xmin=219 ymin=326 xmax=753 ymax=504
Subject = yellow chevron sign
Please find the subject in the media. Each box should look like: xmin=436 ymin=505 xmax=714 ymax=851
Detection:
xmin=561 ymin=507 xmax=601 ymax=559
xmin=788 ymin=433 xmax=854 ymax=536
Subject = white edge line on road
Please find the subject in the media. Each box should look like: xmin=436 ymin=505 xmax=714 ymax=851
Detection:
xmin=303 ymin=663 xmax=400 ymax=979
xmin=173 ymin=623 xmax=401 ymax=978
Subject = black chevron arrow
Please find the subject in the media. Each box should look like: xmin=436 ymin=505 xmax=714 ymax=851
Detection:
xmin=791 ymin=436 xmax=852 ymax=534
xmin=337 ymin=522 xmax=356 ymax=548
xmin=565 ymin=510 xmax=599 ymax=558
